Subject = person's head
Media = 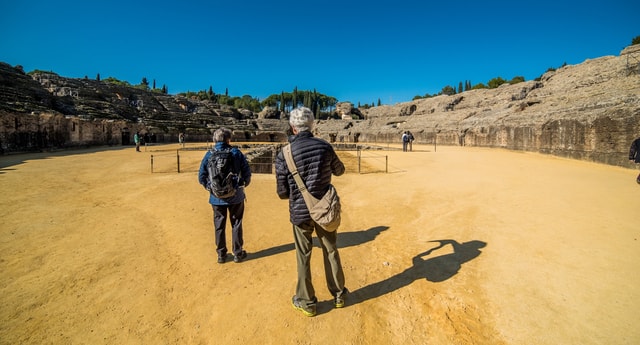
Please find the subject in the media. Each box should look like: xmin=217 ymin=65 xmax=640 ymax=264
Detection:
xmin=289 ymin=107 xmax=315 ymax=133
xmin=213 ymin=127 xmax=232 ymax=143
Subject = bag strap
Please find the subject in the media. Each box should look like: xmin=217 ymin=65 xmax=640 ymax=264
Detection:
xmin=282 ymin=144 xmax=319 ymax=207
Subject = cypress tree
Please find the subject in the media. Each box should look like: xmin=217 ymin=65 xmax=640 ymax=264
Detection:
xmin=293 ymin=86 xmax=298 ymax=109
xmin=313 ymin=89 xmax=319 ymax=118
xmin=280 ymin=92 xmax=285 ymax=112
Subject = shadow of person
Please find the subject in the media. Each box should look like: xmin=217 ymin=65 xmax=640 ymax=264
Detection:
xmin=419 ymin=239 xmax=486 ymax=282
xmin=346 ymin=239 xmax=487 ymax=307
xmin=247 ymin=226 xmax=390 ymax=261
xmin=337 ymin=226 xmax=389 ymax=249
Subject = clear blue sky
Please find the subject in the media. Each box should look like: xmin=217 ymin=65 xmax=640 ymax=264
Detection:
xmin=1 ymin=0 xmax=638 ymax=105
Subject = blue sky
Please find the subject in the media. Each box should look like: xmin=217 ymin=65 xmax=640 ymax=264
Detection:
xmin=1 ymin=0 xmax=638 ymax=105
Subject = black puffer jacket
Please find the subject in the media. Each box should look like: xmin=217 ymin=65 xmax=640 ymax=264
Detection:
xmin=630 ymin=137 xmax=640 ymax=163
xmin=276 ymin=131 xmax=345 ymax=225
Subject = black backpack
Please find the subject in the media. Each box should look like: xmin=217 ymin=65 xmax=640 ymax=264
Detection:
xmin=206 ymin=147 xmax=237 ymax=198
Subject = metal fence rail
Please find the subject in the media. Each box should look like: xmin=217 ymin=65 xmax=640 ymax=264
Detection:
xmin=148 ymin=143 xmax=394 ymax=174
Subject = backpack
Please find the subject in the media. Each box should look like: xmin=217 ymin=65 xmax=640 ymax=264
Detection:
xmin=206 ymin=147 xmax=238 ymax=199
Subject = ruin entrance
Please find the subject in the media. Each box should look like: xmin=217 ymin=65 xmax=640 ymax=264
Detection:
xmin=121 ymin=129 xmax=130 ymax=145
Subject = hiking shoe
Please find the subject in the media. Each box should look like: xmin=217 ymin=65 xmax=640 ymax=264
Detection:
xmin=292 ymin=296 xmax=316 ymax=317
xmin=217 ymin=255 xmax=226 ymax=264
xmin=233 ymin=250 xmax=247 ymax=263
xmin=334 ymin=288 xmax=348 ymax=308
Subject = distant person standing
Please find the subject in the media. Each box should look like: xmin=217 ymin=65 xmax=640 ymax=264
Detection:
xmin=275 ymin=107 xmax=348 ymax=317
xmin=179 ymin=133 xmax=185 ymax=147
xmin=630 ymin=136 xmax=640 ymax=184
xmin=134 ymin=132 xmax=141 ymax=152
xmin=198 ymin=128 xmax=252 ymax=264
xmin=402 ymin=131 xmax=409 ymax=152
xmin=407 ymin=131 xmax=415 ymax=151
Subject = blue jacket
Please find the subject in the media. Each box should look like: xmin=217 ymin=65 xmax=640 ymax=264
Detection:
xmin=275 ymin=131 xmax=345 ymax=225
xmin=198 ymin=142 xmax=252 ymax=205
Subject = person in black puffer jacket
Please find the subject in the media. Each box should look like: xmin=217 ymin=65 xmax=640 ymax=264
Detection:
xmin=275 ymin=107 xmax=347 ymax=317
xmin=630 ymin=136 xmax=640 ymax=184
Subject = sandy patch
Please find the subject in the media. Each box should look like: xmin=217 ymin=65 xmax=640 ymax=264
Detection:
xmin=1 ymin=144 xmax=638 ymax=344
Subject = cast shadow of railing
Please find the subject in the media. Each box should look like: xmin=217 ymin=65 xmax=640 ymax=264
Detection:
xmin=248 ymin=226 xmax=390 ymax=261
xmin=345 ymin=239 xmax=487 ymax=307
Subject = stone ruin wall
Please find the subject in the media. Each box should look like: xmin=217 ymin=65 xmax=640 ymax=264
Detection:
xmin=2 ymin=107 xmax=638 ymax=169
xmin=458 ymin=113 xmax=640 ymax=167
xmin=0 ymin=111 xmax=290 ymax=154
xmin=315 ymin=110 xmax=639 ymax=169
xmin=0 ymin=112 xmax=146 ymax=153
xmin=2 ymin=45 xmax=639 ymax=169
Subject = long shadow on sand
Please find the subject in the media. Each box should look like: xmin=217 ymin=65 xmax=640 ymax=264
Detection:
xmin=342 ymin=239 xmax=487 ymax=308
xmin=248 ymin=226 xmax=389 ymax=260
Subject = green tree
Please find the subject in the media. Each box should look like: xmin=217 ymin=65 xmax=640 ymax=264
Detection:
xmin=280 ymin=92 xmax=285 ymax=112
xmin=441 ymin=85 xmax=456 ymax=96
xmin=312 ymin=89 xmax=319 ymax=118
xmin=293 ymin=86 xmax=298 ymax=109
xmin=261 ymin=94 xmax=279 ymax=108
xmin=487 ymin=77 xmax=507 ymax=89
xmin=509 ymin=76 xmax=525 ymax=84
xmin=632 ymin=35 xmax=640 ymax=45
xmin=140 ymin=77 xmax=149 ymax=90
xmin=104 ymin=76 xmax=131 ymax=86
xmin=233 ymin=95 xmax=261 ymax=112
xmin=303 ymin=92 xmax=311 ymax=108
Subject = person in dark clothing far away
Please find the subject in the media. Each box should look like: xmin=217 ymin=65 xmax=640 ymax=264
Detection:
xmin=629 ymin=136 xmax=640 ymax=184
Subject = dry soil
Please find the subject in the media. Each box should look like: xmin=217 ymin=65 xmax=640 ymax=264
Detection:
xmin=1 ymin=143 xmax=638 ymax=345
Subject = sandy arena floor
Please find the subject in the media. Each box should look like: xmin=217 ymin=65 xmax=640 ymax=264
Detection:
xmin=1 ymin=143 xmax=638 ymax=345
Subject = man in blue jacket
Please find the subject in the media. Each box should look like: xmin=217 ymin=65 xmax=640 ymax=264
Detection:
xmin=275 ymin=107 xmax=348 ymax=317
xmin=198 ymin=128 xmax=252 ymax=264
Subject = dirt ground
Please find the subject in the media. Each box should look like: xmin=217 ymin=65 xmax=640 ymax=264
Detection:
xmin=1 ymin=142 xmax=639 ymax=345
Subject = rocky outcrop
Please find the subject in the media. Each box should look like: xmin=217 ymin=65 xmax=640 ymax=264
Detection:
xmin=314 ymin=45 xmax=640 ymax=168
xmin=1 ymin=44 xmax=639 ymax=168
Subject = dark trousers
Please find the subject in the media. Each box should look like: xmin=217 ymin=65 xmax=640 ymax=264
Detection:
xmin=293 ymin=220 xmax=345 ymax=307
xmin=212 ymin=202 xmax=245 ymax=257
